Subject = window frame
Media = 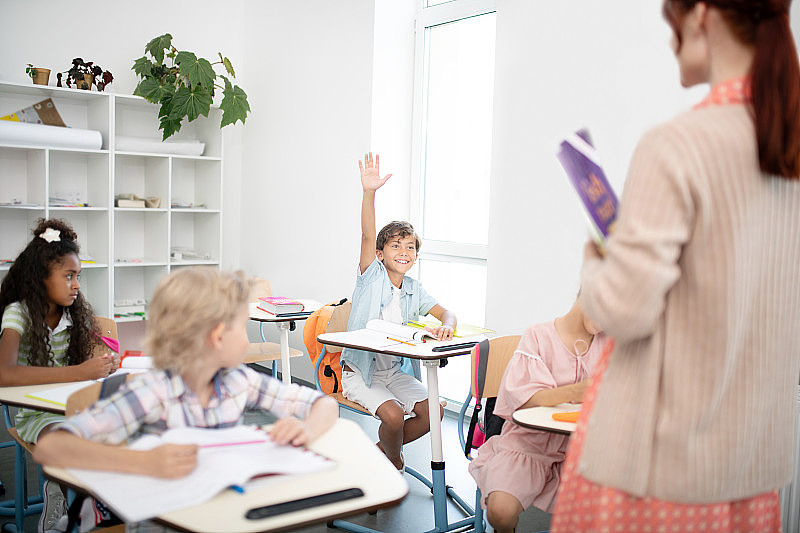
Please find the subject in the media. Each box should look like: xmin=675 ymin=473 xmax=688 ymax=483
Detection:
xmin=410 ymin=0 xmax=496 ymax=291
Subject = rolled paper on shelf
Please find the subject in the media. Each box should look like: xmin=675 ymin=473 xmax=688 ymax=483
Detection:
xmin=115 ymin=135 xmax=205 ymax=156
xmin=0 ymin=120 xmax=102 ymax=150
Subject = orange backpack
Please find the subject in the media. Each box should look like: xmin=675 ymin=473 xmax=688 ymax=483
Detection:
xmin=302 ymin=299 xmax=351 ymax=394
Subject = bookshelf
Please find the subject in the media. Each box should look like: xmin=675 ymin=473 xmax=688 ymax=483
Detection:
xmin=0 ymin=80 xmax=223 ymax=322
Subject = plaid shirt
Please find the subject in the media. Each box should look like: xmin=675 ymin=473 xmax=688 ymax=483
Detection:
xmin=56 ymin=366 xmax=324 ymax=445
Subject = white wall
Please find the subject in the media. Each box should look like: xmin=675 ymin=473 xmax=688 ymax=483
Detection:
xmin=485 ymin=0 xmax=703 ymax=333
xmin=237 ymin=1 xmax=376 ymax=380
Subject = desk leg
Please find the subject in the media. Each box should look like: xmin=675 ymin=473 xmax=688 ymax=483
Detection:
xmin=424 ymin=360 xmax=448 ymax=532
xmin=277 ymin=322 xmax=291 ymax=384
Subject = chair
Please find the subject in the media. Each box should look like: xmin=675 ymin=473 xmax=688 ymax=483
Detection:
xmin=245 ymin=278 xmax=303 ymax=374
xmin=0 ymin=316 xmax=120 ymax=532
xmin=457 ymin=335 xmax=521 ymax=533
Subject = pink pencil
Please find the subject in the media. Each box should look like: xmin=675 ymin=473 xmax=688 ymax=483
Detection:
xmin=200 ymin=439 xmax=267 ymax=449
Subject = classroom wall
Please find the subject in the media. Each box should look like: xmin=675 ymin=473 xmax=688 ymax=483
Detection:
xmin=484 ymin=0 xmax=702 ymax=333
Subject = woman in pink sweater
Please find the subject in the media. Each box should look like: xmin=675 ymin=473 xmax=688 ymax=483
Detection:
xmin=552 ymin=1 xmax=800 ymax=532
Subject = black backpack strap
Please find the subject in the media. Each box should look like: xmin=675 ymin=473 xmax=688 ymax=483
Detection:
xmin=464 ymin=339 xmax=490 ymax=457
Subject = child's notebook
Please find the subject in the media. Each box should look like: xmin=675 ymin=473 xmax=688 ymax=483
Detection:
xmin=556 ymin=128 xmax=619 ymax=247
xmin=65 ymin=425 xmax=335 ymax=523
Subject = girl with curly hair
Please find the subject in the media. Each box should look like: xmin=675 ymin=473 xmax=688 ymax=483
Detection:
xmin=0 ymin=218 xmax=118 ymax=441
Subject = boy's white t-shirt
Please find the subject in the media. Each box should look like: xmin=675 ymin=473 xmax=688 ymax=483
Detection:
xmin=374 ymin=286 xmax=402 ymax=371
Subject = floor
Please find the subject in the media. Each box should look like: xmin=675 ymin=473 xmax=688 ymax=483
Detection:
xmin=0 ymin=381 xmax=552 ymax=533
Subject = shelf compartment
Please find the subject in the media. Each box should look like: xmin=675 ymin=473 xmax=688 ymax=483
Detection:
xmin=114 ymin=154 xmax=168 ymax=206
xmin=0 ymin=209 xmax=46 ymax=264
xmin=170 ymin=211 xmax=220 ymax=263
xmin=171 ymin=158 xmax=221 ymax=210
xmin=49 ymin=150 xmax=110 ymax=208
xmin=113 ymin=265 xmax=168 ymax=320
xmin=114 ymin=97 xmax=222 ymax=158
xmin=78 ymin=267 xmax=110 ymax=318
xmin=0 ymin=82 xmax=111 ymax=148
xmin=0 ymin=146 xmax=46 ymax=206
xmin=114 ymin=210 xmax=168 ymax=264
xmin=55 ymin=209 xmax=110 ymax=266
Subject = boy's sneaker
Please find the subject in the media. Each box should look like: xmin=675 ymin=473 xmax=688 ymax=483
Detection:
xmin=38 ymin=479 xmax=67 ymax=533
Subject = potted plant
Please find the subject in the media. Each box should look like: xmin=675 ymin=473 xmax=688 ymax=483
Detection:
xmin=61 ymin=58 xmax=113 ymax=91
xmin=132 ymin=33 xmax=250 ymax=140
xmin=26 ymin=64 xmax=51 ymax=85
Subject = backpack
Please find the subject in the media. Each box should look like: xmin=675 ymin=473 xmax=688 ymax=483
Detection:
xmin=302 ymin=298 xmax=350 ymax=394
xmin=464 ymin=339 xmax=505 ymax=458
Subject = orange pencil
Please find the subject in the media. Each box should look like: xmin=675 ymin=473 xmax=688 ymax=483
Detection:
xmin=387 ymin=336 xmax=415 ymax=346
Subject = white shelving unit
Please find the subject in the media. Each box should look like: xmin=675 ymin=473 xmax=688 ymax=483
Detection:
xmin=0 ymin=81 xmax=223 ymax=322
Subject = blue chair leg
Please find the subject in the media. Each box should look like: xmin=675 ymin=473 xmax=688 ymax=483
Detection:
xmin=0 ymin=406 xmax=43 ymax=532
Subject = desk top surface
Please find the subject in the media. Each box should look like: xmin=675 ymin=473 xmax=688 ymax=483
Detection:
xmin=512 ymin=404 xmax=578 ymax=435
xmin=317 ymin=331 xmax=482 ymax=360
xmin=0 ymin=382 xmax=75 ymax=414
xmin=44 ymin=418 xmax=408 ymax=533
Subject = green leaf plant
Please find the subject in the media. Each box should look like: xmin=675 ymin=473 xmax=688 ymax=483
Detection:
xmin=132 ymin=34 xmax=250 ymax=141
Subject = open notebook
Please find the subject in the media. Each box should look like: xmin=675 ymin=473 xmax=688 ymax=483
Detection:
xmin=65 ymin=425 xmax=335 ymax=523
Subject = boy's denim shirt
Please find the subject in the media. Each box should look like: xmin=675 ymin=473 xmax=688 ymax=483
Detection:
xmin=341 ymin=258 xmax=437 ymax=387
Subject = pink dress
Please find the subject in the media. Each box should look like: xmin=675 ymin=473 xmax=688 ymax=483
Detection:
xmin=468 ymin=320 xmax=609 ymax=512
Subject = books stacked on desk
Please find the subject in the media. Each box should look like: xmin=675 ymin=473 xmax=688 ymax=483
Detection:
xmin=257 ymin=296 xmax=311 ymax=317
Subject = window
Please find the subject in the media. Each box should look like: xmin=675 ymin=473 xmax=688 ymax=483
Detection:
xmin=412 ymin=0 xmax=496 ymax=404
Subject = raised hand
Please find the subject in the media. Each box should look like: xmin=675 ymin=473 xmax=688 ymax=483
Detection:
xmin=358 ymin=152 xmax=392 ymax=192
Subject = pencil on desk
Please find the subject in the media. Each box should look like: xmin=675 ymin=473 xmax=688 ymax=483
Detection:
xmin=387 ymin=336 xmax=416 ymax=346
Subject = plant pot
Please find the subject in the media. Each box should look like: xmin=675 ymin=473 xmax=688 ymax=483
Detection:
xmin=75 ymin=73 xmax=93 ymax=90
xmin=31 ymin=68 xmax=50 ymax=85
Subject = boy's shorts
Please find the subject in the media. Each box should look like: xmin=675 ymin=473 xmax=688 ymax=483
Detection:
xmin=341 ymin=365 xmax=428 ymax=418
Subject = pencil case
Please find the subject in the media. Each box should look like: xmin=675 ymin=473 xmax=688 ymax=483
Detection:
xmin=552 ymin=411 xmax=580 ymax=423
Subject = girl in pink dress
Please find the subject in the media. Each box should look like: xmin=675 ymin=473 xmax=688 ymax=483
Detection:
xmin=468 ymin=297 xmax=610 ymax=533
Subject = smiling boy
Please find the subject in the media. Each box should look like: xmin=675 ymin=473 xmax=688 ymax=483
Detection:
xmin=340 ymin=152 xmax=457 ymax=470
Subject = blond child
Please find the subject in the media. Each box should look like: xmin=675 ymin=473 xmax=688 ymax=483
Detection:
xmin=340 ymin=152 xmax=457 ymax=470
xmin=34 ymin=267 xmax=338 ymax=531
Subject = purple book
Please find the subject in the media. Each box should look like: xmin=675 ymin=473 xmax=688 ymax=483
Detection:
xmin=556 ymin=128 xmax=619 ymax=244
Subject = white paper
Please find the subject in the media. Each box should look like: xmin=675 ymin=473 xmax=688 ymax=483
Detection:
xmin=0 ymin=120 xmax=102 ymax=150
xmin=66 ymin=425 xmax=335 ymax=523
xmin=24 ymin=380 xmax=97 ymax=407
xmin=120 ymin=356 xmax=152 ymax=370
xmin=116 ymin=135 xmax=205 ymax=156
xmin=366 ymin=319 xmax=434 ymax=342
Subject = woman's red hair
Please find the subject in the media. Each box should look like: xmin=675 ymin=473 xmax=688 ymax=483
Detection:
xmin=663 ymin=0 xmax=800 ymax=179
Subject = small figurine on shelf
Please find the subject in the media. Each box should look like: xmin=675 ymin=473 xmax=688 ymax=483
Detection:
xmin=63 ymin=58 xmax=113 ymax=91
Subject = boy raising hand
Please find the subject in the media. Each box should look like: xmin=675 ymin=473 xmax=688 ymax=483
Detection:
xmin=341 ymin=152 xmax=457 ymax=470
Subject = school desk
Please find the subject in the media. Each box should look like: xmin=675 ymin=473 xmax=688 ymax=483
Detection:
xmin=249 ymin=300 xmax=321 ymax=384
xmin=41 ymin=418 xmax=408 ymax=533
xmin=317 ymin=331 xmax=484 ymax=533
xmin=512 ymin=403 xmax=578 ymax=435
xmin=0 ymin=382 xmax=75 ymax=414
